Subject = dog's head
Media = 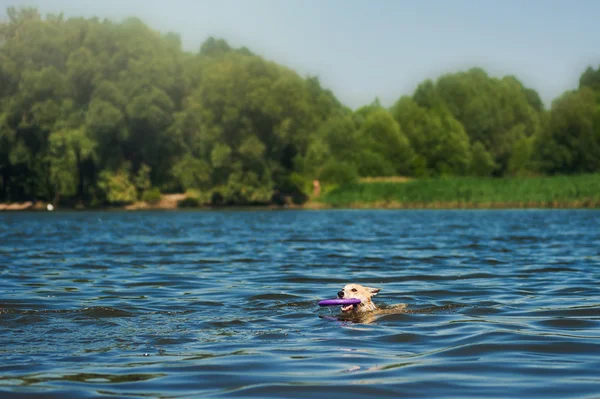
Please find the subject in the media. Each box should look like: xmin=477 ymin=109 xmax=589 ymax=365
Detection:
xmin=337 ymin=283 xmax=380 ymax=313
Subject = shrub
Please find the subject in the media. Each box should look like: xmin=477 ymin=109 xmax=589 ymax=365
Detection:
xmin=319 ymin=160 xmax=359 ymax=185
xmin=97 ymin=169 xmax=137 ymax=205
xmin=177 ymin=196 xmax=201 ymax=208
xmin=141 ymin=187 xmax=161 ymax=204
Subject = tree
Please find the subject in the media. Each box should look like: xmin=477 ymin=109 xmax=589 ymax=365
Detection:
xmin=534 ymin=88 xmax=600 ymax=174
xmin=470 ymin=141 xmax=496 ymax=176
xmin=47 ymin=127 xmax=95 ymax=203
xmin=391 ymin=96 xmax=471 ymax=176
xmin=355 ymin=107 xmax=414 ymax=176
xmin=415 ymin=68 xmax=542 ymax=175
xmin=579 ymin=66 xmax=600 ymax=92
xmin=0 ymin=5 xmax=597 ymax=207
xmin=97 ymin=165 xmax=137 ymax=205
xmin=172 ymin=154 xmax=211 ymax=191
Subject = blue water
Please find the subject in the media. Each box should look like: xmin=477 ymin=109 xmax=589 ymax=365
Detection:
xmin=1 ymin=209 xmax=599 ymax=398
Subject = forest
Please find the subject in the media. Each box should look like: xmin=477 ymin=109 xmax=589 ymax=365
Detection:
xmin=1 ymin=6 xmax=599 ymax=207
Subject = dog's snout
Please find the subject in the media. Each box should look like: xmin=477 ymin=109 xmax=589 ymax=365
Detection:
xmin=337 ymin=291 xmax=344 ymax=298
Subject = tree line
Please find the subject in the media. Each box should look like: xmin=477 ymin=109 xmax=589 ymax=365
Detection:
xmin=1 ymin=6 xmax=599 ymax=206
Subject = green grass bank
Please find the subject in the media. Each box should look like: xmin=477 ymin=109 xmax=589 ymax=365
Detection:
xmin=316 ymin=174 xmax=600 ymax=209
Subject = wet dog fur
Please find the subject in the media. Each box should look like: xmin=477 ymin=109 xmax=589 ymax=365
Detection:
xmin=337 ymin=283 xmax=407 ymax=316
xmin=337 ymin=283 xmax=381 ymax=313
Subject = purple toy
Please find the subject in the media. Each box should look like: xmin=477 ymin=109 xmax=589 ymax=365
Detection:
xmin=318 ymin=298 xmax=361 ymax=307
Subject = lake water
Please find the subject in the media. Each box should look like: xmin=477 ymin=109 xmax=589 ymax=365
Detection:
xmin=1 ymin=209 xmax=599 ymax=398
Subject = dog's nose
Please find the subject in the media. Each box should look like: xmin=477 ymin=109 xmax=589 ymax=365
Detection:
xmin=337 ymin=291 xmax=344 ymax=298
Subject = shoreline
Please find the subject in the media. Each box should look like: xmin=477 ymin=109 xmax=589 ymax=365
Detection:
xmin=3 ymin=174 xmax=600 ymax=212
xmin=1 ymin=199 xmax=599 ymax=212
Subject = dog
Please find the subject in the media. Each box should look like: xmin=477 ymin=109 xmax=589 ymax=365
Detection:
xmin=337 ymin=283 xmax=381 ymax=313
xmin=337 ymin=283 xmax=407 ymax=316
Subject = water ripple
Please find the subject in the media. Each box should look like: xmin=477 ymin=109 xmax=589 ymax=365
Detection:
xmin=1 ymin=209 xmax=599 ymax=398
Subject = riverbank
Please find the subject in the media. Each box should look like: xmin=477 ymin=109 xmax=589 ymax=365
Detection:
xmin=0 ymin=201 xmax=39 ymax=211
xmin=2 ymin=174 xmax=599 ymax=211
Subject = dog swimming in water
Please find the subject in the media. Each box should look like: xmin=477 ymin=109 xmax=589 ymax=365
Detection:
xmin=336 ymin=283 xmax=407 ymax=317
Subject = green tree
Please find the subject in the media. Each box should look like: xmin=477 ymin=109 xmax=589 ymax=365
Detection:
xmin=470 ymin=141 xmax=496 ymax=176
xmin=391 ymin=96 xmax=471 ymax=176
xmin=579 ymin=66 xmax=600 ymax=92
xmin=47 ymin=127 xmax=95 ymax=203
xmin=172 ymin=154 xmax=211 ymax=191
xmin=415 ymin=68 xmax=542 ymax=175
xmin=98 ymin=165 xmax=137 ymax=205
xmin=535 ymin=88 xmax=600 ymax=174
xmin=507 ymin=134 xmax=535 ymax=176
xmin=356 ymin=108 xmax=414 ymax=176
xmin=2 ymin=5 xmax=598 ymax=207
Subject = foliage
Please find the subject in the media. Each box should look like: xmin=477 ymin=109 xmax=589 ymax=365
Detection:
xmin=391 ymin=96 xmax=471 ymax=176
xmin=0 ymin=6 xmax=599 ymax=206
xmin=355 ymin=107 xmax=414 ymax=176
xmin=533 ymin=88 xmax=600 ymax=174
xmin=141 ymin=187 xmax=161 ymax=203
xmin=321 ymin=174 xmax=600 ymax=207
xmin=413 ymin=68 xmax=542 ymax=175
xmin=134 ymin=164 xmax=152 ymax=195
xmin=177 ymin=196 xmax=201 ymax=208
xmin=470 ymin=142 xmax=496 ymax=177
xmin=319 ymin=160 xmax=359 ymax=185
xmin=97 ymin=167 xmax=137 ymax=205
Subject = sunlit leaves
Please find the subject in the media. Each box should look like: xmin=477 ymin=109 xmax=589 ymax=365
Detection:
xmin=97 ymin=166 xmax=137 ymax=204
xmin=134 ymin=163 xmax=152 ymax=194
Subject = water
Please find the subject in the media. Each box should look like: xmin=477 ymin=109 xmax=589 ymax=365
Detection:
xmin=1 ymin=209 xmax=599 ymax=399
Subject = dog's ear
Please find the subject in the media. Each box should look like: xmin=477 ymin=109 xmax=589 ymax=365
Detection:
xmin=366 ymin=287 xmax=381 ymax=296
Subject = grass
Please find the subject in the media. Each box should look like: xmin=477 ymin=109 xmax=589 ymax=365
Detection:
xmin=318 ymin=174 xmax=600 ymax=208
xmin=359 ymin=176 xmax=413 ymax=183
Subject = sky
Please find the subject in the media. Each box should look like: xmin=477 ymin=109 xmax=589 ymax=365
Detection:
xmin=1 ymin=0 xmax=599 ymax=109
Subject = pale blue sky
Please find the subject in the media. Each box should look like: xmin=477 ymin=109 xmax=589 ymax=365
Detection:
xmin=1 ymin=0 xmax=599 ymax=109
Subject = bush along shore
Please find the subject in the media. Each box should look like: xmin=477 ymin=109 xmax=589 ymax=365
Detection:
xmin=3 ymin=174 xmax=599 ymax=211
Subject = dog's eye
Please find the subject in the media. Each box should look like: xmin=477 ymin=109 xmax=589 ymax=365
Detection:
xmin=351 ymin=288 xmax=357 ymax=292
